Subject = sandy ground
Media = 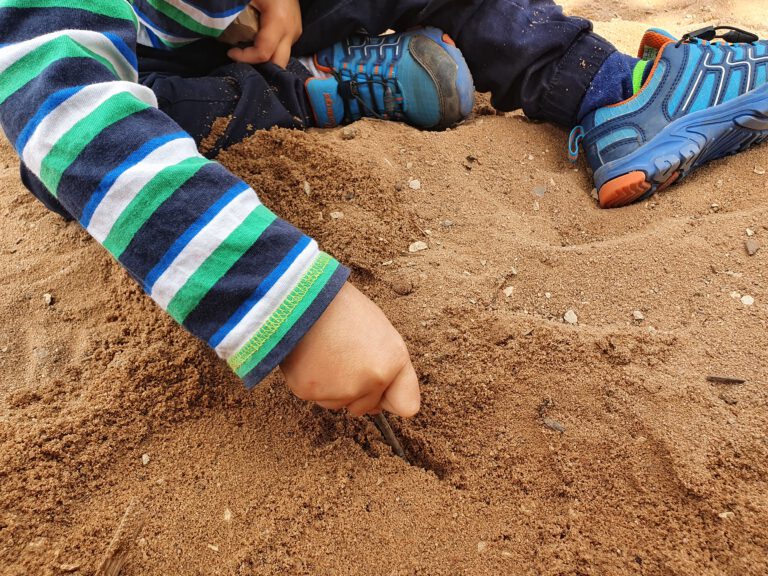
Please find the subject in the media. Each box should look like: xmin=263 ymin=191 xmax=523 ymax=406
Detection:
xmin=2 ymin=2 xmax=768 ymax=575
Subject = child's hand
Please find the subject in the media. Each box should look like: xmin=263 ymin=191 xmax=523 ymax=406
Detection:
xmin=280 ymin=283 xmax=421 ymax=418
xmin=227 ymin=0 xmax=302 ymax=68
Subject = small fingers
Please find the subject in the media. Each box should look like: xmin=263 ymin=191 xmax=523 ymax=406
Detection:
xmin=380 ymin=362 xmax=420 ymax=418
xmin=346 ymin=390 xmax=385 ymax=417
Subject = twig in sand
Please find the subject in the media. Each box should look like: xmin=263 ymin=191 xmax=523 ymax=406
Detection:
xmin=95 ymin=499 xmax=137 ymax=576
xmin=706 ymin=376 xmax=746 ymax=385
xmin=373 ymin=413 xmax=408 ymax=461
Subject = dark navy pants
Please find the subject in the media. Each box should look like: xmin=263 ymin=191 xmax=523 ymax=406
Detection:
xmin=139 ymin=0 xmax=616 ymax=154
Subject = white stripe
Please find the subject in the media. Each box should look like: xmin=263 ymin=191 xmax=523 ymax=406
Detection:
xmin=163 ymin=0 xmax=242 ymax=30
xmin=136 ymin=17 xmax=198 ymax=46
xmin=0 ymin=30 xmax=137 ymax=82
xmin=87 ymin=137 xmax=201 ymax=243
xmin=21 ymin=82 xmax=157 ymax=177
xmin=215 ymin=241 xmax=321 ymax=359
xmin=150 ymin=190 xmax=261 ymax=309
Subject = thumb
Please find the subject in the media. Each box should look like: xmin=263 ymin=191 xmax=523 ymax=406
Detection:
xmin=380 ymin=361 xmax=420 ymax=417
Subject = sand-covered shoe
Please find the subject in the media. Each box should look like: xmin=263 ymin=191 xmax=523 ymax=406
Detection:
xmin=572 ymin=27 xmax=768 ymax=208
xmin=305 ymin=27 xmax=474 ymax=130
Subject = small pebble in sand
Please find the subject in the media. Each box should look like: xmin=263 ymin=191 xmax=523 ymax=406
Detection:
xmin=141 ymin=453 xmax=150 ymax=466
xmin=741 ymin=295 xmax=754 ymax=306
xmin=440 ymin=219 xmax=454 ymax=228
xmin=207 ymin=544 xmax=219 ymax=552
xmin=503 ymin=286 xmax=514 ymax=298
xmin=223 ymin=508 xmax=232 ymax=523
xmin=43 ymin=293 xmax=53 ymax=306
xmin=302 ymin=181 xmax=311 ymax=196
xmin=408 ymin=179 xmax=421 ymax=190
xmin=340 ymin=126 xmax=357 ymax=140
xmin=746 ymin=228 xmax=755 ymax=237
xmin=408 ymin=241 xmax=428 ymax=253
xmin=563 ymin=310 xmax=578 ymax=325
xmin=532 ymin=185 xmax=546 ymax=198
xmin=718 ymin=511 xmax=735 ymax=520
xmin=633 ymin=310 xmax=645 ymax=321
xmin=542 ymin=417 xmax=566 ymax=433
xmin=745 ymin=238 xmax=760 ymax=256
xmin=754 ymin=166 xmax=766 ymax=175
xmin=477 ymin=541 xmax=488 ymax=553
xmin=527 ymin=154 xmax=534 ymax=161
xmin=329 ymin=211 xmax=344 ymax=220
xmin=392 ymin=279 xmax=414 ymax=296
xmin=590 ymin=188 xmax=599 ymax=201
xmin=59 ymin=564 xmax=80 ymax=573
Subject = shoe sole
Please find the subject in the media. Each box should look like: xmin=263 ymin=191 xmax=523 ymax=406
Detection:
xmin=595 ymin=83 xmax=768 ymax=209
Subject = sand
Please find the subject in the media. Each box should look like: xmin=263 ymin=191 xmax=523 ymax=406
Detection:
xmin=2 ymin=2 xmax=768 ymax=574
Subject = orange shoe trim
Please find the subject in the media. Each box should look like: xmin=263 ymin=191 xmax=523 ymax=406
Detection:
xmin=599 ymin=171 xmax=652 ymax=208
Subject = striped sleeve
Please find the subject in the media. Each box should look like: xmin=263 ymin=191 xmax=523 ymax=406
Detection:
xmin=131 ymin=0 xmax=249 ymax=49
xmin=0 ymin=0 xmax=349 ymax=386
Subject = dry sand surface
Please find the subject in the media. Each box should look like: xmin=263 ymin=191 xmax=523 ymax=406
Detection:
xmin=2 ymin=2 xmax=768 ymax=575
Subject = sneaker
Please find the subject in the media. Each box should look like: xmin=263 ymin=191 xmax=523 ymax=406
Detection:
xmin=572 ymin=26 xmax=768 ymax=208
xmin=305 ymin=27 xmax=474 ymax=130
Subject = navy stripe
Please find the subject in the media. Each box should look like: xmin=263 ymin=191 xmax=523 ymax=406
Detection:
xmin=0 ymin=8 xmax=137 ymax=46
xmin=241 ymin=265 xmax=350 ymax=388
xmin=182 ymin=218 xmax=305 ymax=342
xmin=143 ymin=180 xmax=250 ymax=291
xmin=2 ymin=57 xmax=125 ymax=143
xmin=209 ymin=235 xmax=312 ymax=348
xmin=56 ymin=108 xmax=180 ymax=220
xmin=117 ymin=161 xmax=244 ymax=279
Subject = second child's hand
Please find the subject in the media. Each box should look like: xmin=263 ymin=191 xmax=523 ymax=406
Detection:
xmin=227 ymin=0 xmax=302 ymax=68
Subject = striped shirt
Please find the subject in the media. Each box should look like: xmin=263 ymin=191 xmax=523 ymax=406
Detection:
xmin=132 ymin=0 xmax=250 ymax=49
xmin=0 ymin=0 xmax=348 ymax=387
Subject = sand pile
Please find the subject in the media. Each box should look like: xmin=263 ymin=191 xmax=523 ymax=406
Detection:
xmin=1 ymin=2 xmax=768 ymax=574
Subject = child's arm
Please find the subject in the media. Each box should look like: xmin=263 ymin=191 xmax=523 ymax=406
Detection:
xmin=0 ymin=1 xmax=419 ymax=416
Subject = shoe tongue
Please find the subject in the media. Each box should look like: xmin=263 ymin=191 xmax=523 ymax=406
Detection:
xmin=637 ymin=28 xmax=677 ymax=60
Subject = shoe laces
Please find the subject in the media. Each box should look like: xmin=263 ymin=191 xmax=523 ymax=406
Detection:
xmin=675 ymin=25 xmax=759 ymax=48
xmin=331 ymin=68 xmax=404 ymax=124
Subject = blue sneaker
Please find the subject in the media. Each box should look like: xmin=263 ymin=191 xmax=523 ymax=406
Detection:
xmin=572 ymin=27 xmax=768 ymax=208
xmin=305 ymin=27 xmax=474 ymax=130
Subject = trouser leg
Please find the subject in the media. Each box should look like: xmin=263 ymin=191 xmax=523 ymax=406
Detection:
xmin=295 ymin=0 xmax=615 ymax=127
xmin=138 ymin=40 xmax=314 ymax=157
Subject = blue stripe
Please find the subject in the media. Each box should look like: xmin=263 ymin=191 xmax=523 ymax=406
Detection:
xmin=208 ymin=235 xmax=312 ymax=348
xmin=79 ymin=131 xmax=187 ymax=227
xmin=104 ymin=32 xmax=138 ymax=71
xmin=15 ymin=85 xmax=83 ymax=153
xmin=143 ymin=180 xmax=250 ymax=291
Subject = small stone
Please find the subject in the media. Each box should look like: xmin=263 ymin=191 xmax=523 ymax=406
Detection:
xmin=302 ymin=181 xmax=311 ymax=196
xmin=633 ymin=310 xmax=645 ymax=321
xmin=406 ymin=161 xmax=413 ymax=169
xmin=1 ymin=346 xmax=7 ymax=353
xmin=477 ymin=541 xmax=488 ymax=553
xmin=141 ymin=453 xmax=150 ymax=466
xmin=408 ymin=179 xmax=421 ymax=190
xmin=590 ymin=188 xmax=599 ymax=201
xmin=527 ymin=154 xmax=534 ymax=161
xmin=745 ymin=238 xmax=760 ymax=256
xmin=207 ymin=544 xmax=219 ymax=552
xmin=754 ymin=166 xmax=766 ymax=175
xmin=503 ymin=286 xmax=514 ymax=298
xmin=563 ymin=310 xmax=578 ymax=325
xmin=408 ymin=241 xmax=428 ymax=253
xmin=340 ymin=126 xmax=357 ymax=140
xmin=59 ymin=564 xmax=80 ymax=573
xmin=532 ymin=185 xmax=546 ymax=198
xmin=746 ymin=228 xmax=755 ymax=237
xmin=710 ymin=203 xmax=720 ymax=212
xmin=509 ymin=267 xmax=518 ymax=276
xmin=741 ymin=295 xmax=754 ymax=306
xmin=391 ymin=279 xmax=414 ymax=296
xmin=329 ymin=211 xmax=344 ymax=220
xmin=718 ymin=511 xmax=735 ymax=520
xmin=440 ymin=219 xmax=454 ymax=228
xmin=542 ymin=417 xmax=566 ymax=433
xmin=544 ymin=292 xmax=551 ymax=299
xmin=223 ymin=508 xmax=232 ymax=523
xmin=533 ymin=201 xmax=540 ymax=211
xmin=43 ymin=293 xmax=53 ymax=306
xmin=730 ymin=291 xmax=741 ymax=300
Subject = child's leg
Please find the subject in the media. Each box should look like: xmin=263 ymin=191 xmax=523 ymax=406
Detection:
xmin=295 ymin=0 xmax=617 ymax=127
xmin=138 ymin=39 xmax=314 ymax=157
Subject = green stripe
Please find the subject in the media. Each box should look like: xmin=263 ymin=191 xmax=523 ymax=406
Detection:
xmin=0 ymin=0 xmax=138 ymax=26
xmin=143 ymin=0 xmax=226 ymax=37
xmin=231 ymin=254 xmax=339 ymax=377
xmin=166 ymin=205 xmax=277 ymax=323
xmin=0 ymin=36 xmax=122 ymax=105
xmin=103 ymin=156 xmax=209 ymax=258
xmin=40 ymin=92 xmax=149 ymax=195
xmin=632 ymin=60 xmax=649 ymax=94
